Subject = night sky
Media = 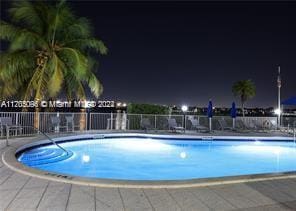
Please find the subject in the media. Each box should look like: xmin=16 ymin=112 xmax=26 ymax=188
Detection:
xmin=1 ymin=1 xmax=296 ymax=108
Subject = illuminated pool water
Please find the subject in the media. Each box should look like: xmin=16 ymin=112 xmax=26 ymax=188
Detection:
xmin=17 ymin=137 xmax=296 ymax=180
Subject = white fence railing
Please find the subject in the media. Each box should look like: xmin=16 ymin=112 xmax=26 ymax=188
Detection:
xmin=0 ymin=112 xmax=295 ymax=138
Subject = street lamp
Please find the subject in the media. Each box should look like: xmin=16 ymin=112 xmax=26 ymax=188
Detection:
xmin=274 ymin=108 xmax=281 ymax=116
xmin=277 ymin=66 xmax=281 ymax=129
xmin=181 ymin=105 xmax=188 ymax=131
xmin=181 ymin=105 xmax=188 ymax=112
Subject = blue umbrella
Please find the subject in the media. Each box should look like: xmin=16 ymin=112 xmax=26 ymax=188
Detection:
xmin=230 ymin=102 xmax=237 ymax=118
xmin=230 ymin=102 xmax=237 ymax=129
xmin=207 ymin=100 xmax=213 ymax=131
xmin=207 ymin=100 xmax=213 ymax=118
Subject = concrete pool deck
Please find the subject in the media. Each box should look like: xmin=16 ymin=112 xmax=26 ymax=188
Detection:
xmin=1 ymin=131 xmax=296 ymax=210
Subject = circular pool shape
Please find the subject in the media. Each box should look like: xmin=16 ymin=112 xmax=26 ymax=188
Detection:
xmin=15 ymin=134 xmax=296 ymax=184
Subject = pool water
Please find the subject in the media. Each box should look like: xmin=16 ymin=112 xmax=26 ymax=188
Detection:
xmin=18 ymin=138 xmax=296 ymax=180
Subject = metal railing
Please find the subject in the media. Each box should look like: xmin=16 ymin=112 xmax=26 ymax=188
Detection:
xmin=0 ymin=112 xmax=87 ymax=137
xmin=15 ymin=126 xmax=69 ymax=154
xmin=0 ymin=112 xmax=295 ymax=138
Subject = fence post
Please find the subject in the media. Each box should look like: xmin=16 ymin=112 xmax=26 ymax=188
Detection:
xmin=184 ymin=115 xmax=187 ymax=131
xmin=85 ymin=112 xmax=88 ymax=131
xmin=89 ymin=113 xmax=92 ymax=130
xmin=15 ymin=113 xmax=19 ymax=136
xmin=110 ymin=113 xmax=113 ymax=130
xmin=154 ymin=115 xmax=157 ymax=129
xmin=34 ymin=110 xmax=40 ymax=133
xmin=6 ymin=125 xmax=9 ymax=146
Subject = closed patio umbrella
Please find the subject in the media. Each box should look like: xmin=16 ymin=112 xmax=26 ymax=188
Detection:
xmin=207 ymin=100 xmax=213 ymax=131
xmin=230 ymin=102 xmax=237 ymax=129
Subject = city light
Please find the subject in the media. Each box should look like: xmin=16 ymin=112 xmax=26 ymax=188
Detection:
xmin=274 ymin=108 xmax=282 ymax=115
xmin=181 ymin=105 xmax=188 ymax=112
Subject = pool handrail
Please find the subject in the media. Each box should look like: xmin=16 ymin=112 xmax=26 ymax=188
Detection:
xmin=4 ymin=125 xmax=69 ymax=155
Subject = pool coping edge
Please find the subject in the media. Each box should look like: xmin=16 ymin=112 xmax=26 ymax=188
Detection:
xmin=3 ymin=145 xmax=296 ymax=189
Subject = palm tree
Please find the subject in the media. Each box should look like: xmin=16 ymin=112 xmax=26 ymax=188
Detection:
xmin=232 ymin=80 xmax=256 ymax=118
xmin=0 ymin=0 xmax=107 ymax=101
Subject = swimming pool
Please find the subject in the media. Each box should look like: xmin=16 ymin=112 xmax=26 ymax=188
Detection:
xmin=16 ymin=134 xmax=296 ymax=181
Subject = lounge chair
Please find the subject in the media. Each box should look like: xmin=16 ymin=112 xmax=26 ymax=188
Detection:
xmin=236 ymin=119 xmax=265 ymax=133
xmin=236 ymin=119 xmax=251 ymax=131
xmin=0 ymin=117 xmax=22 ymax=136
xmin=249 ymin=119 xmax=259 ymax=130
xmin=262 ymin=119 xmax=277 ymax=130
xmin=140 ymin=118 xmax=153 ymax=131
xmin=250 ymin=119 xmax=268 ymax=132
xmin=189 ymin=118 xmax=209 ymax=132
xmin=168 ymin=118 xmax=185 ymax=133
xmin=218 ymin=119 xmax=233 ymax=131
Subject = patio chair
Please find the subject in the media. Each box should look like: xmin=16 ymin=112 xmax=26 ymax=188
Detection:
xmin=218 ymin=119 xmax=233 ymax=131
xmin=189 ymin=118 xmax=209 ymax=132
xmin=50 ymin=116 xmax=61 ymax=132
xmin=236 ymin=119 xmax=251 ymax=131
xmin=65 ymin=115 xmax=74 ymax=132
xmin=0 ymin=117 xmax=22 ymax=136
xmin=262 ymin=119 xmax=277 ymax=130
xmin=140 ymin=118 xmax=153 ymax=131
xmin=236 ymin=119 xmax=264 ymax=133
xmin=168 ymin=118 xmax=185 ymax=133
xmin=250 ymin=119 xmax=266 ymax=131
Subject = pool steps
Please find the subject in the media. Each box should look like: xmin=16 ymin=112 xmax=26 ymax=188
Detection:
xmin=19 ymin=148 xmax=73 ymax=166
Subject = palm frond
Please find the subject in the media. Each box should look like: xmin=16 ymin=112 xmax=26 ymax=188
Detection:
xmin=58 ymin=47 xmax=88 ymax=78
xmin=1 ymin=0 xmax=107 ymax=100
xmin=0 ymin=20 xmax=19 ymax=41
xmin=47 ymin=54 xmax=64 ymax=97
xmin=64 ymin=17 xmax=92 ymax=40
xmin=0 ymin=50 xmax=35 ymax=80
xmin=87 ymin=73 xmax=103 ymax=98
xmin=9 ymin=1 xmax=46 ymax=34
xmin=65 ymin=38 xmax=108 ymax=55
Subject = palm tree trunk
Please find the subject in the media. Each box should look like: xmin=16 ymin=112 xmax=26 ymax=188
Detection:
xmin=34 ymin=107 xmax=40 ymax=131
xmin=79 ymin=100 xmax=87 ymax=131
xmin=241 ymin=102 xmax=245 ymax=119
xmin=79 ymin=108 xmax=86 ymax=131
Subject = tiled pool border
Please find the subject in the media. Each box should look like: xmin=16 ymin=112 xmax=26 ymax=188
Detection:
xmin=2 ymin=133 xmax=296 ymax=189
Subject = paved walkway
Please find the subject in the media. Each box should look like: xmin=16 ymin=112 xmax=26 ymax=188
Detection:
xmin=1 ymin=135 xmax=296 ymax=211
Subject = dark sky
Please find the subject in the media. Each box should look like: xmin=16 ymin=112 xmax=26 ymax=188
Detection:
xmin=1 ymin=1 xmax=296 ymax=107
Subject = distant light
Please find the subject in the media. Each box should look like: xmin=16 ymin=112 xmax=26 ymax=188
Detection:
xmin=117 ymin=102 xmax=122 ymax=107
xmin=181 ymin=105 xmax=188 ymax=112
xmin=274 ymin=108 xmax=281 ymax=115
xmin=82 ymin=155 xmax=90 ymax=163
xmin=122 ymin=103 xmax=127 ymax=107
xmin=254 ymin=140 xmax=261 ymax=145
xmin=180 ymin=151 xmax=187 ymax=159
